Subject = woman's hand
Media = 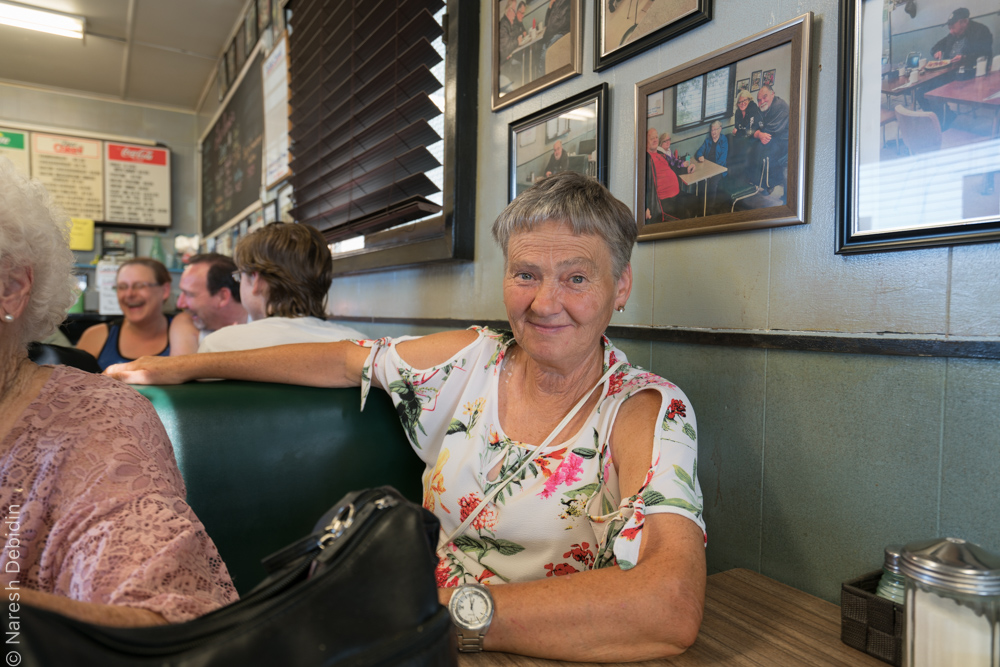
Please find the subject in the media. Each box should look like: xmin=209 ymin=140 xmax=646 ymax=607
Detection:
xmin=106 ymin=355 xmax=193 ymax=385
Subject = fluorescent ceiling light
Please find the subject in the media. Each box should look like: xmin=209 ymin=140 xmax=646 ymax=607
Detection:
xmin=0 ymin=1 xmax=85 ymax=39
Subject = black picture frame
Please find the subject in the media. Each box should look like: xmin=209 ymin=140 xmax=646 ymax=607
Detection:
xmin=508 ymin=83 xmax=608 ymax=202
xmin=217 ymin=59 xmax=229 ymax=101
xmin=836 ymin=0 xmax=1000 ymax=254
xmin=225 ymin=41 xmax=237 ymax=85
xmin=594 ymin=0 xmax=712 ymax=72
xmin=635 ymin=13 xmax=811 ymax=241
xmin=492 ymin=0 xmax=583 ymax=111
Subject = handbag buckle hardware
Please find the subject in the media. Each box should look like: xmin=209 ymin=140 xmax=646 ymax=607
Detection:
xmin=318 ymin=503 xmax=355 ymax=549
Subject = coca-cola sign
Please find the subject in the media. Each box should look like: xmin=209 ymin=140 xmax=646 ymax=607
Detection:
xmin=108 ymin=143 xmax=167 ymax=165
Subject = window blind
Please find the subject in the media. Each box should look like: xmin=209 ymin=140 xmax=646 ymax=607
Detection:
xmin=288 ymin=0 xmax=446 ymax=241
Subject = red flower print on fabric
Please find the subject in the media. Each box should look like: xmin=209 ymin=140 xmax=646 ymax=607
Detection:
xmin=666 ymin=399 xmax=687 ymax=420
xmin=563 ymin=542 xmax=595 ymax=569
xmin=544 ymin=562 xmax=579 ymax=577
xmin=457 ymin=492 xmax=498 ymax=532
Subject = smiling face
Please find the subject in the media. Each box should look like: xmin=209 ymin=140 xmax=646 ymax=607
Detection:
xmin=757 ymin=87 xmax=774 ymax=111
xmin=116 ymin=263 xmax=169 ymax=324
xmin=177 ymin=262 xmax=227 ymax=331
xmin=710 ymin=123 xmax=721 ymax=141
xmin=503 ymin=220 xmax=631 ymax=373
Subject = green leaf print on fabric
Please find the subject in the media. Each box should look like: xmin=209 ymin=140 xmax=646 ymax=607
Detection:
xmin=683 ymin=422 xmax=696 ymax=441
xmin=572 ymin=447 xmax=598 ymax=459
xmin=447 ymin=419 xmax=467 ymax=435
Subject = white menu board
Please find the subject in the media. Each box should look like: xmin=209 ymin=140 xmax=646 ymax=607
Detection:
xmin=0 ymin=127 xmax=30 ymax=175
xmin=262 ymin=35 xmax=291 ymax=189
xmin=31 ymin=133 xmax=104 ymax=220
xmin=104 ymin=142 xmax=171 ymax=227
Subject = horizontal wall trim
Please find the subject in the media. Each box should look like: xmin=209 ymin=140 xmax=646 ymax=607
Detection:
xmin=332 ymin=316 xmax=1000 ymax=360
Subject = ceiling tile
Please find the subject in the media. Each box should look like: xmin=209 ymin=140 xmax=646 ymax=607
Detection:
xmin=132 ymin=0 xmax=245 ymax=59
xmin=126 ymin=43 xmax=215 ymax=108
xmin=0 ymin=25 xmax=123 ymax=97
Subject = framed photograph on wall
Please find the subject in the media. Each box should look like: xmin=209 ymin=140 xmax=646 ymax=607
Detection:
xmin=635 ymin=13 xmax=811 ymax=241
xmin=763 ymin=68 xmax=776 ymax=87
xmin=750 ymin=70 xmax=762 ymax=91
xmin=225 ymin=41 xmax=237 ymax=85
xmin=257 ymin=0 xmax=271 ymax=35
xmin=509 ymin=83 xmax=608 ymax=202
xmin=217 ymin=59 xmax=229 ymax=101
xmin=492 ymin=0 xmax=582 ymax=111
xmin=595 ymin=0 xmax=712 ymax=72
xmin=836 ymin=0 xmax=1000 ymax=253
xmin=244 ymin=2 xmax=258 ymax=57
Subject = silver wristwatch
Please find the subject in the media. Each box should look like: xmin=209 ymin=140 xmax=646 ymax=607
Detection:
xmin=447 ymin=583 xmax=494 ymax=652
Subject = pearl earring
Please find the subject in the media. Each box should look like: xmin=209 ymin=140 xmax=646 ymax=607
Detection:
xmin=615 ymin=305 xmax=625 ymax=313
xmin=2 ymin=313 xmax=13 ymax=322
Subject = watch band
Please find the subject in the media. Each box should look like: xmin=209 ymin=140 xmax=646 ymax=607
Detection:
xmin=456 ymin=629 xmax=486 ymax=652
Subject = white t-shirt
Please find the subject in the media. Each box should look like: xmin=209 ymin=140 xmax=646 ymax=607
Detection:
xmin=198 ymin=316 xmax=367 ymax=353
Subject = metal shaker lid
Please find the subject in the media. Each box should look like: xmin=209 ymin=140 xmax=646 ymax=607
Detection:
xmin=899 ymin=537 xmax=1000 ymax=595
xmin=883 ymin=544 xmax=903 ymax=573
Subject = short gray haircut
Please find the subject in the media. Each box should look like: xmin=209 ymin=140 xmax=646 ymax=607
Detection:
xmin=711 ymin=120 xmax=723 ymax=130
xmin=0 ymin=157 xmax=77 ymax=347
xmin=736 ymin=89 xmax=753 ymax=103
xmin=491 ymin=172 xmax=636 ymax=278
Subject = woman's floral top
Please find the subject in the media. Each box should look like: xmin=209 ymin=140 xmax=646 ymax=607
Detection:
xmin=357 ymin=327 xmax=705 ymax=587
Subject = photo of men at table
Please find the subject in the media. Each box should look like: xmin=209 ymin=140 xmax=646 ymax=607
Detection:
xmin=497 ymin=0 xmax=573 ymax=94
xmin=643 ymin=42 xmax=792 ymax=220
xmin=512 ymin=103 xmax=597 ymax=198
xmin=858 ymin=1 xmax=999 ymax=232
xmin=912 ymin=6 xmax=995 ymax=126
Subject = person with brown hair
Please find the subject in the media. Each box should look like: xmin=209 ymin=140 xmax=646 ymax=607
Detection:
xmin=76 ymin=257 xmax=178 ymax=370
xmin=197 ymin=223 xmax=365 ymax=353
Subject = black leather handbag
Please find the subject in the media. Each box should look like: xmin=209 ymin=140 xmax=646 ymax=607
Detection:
xmin=3 ymin=487 xmax=455 ymax=667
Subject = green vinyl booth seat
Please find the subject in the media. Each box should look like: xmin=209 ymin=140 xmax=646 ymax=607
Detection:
xmin=134 ymin=381 xmax=422 ymax=596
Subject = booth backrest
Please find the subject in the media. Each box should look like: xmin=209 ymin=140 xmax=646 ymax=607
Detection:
xmin=135 ymin=381 xmax=422 ymax=595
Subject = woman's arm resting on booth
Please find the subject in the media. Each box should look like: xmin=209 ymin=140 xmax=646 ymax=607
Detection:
xmin=440 ymin=389 xmax=706 ymax=662
xmin=105 ymin=329 xmax=481 ymax=388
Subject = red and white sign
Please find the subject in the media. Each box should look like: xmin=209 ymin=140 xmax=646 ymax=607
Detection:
xmin=107 ymin=143 xmax=168 ymax=166
xmin=104 ymin=141 xmax=171 ymax=226
xmin=31 ymin=133 xmax=104 ymax=220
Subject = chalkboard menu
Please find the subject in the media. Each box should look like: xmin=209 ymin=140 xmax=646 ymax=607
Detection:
xmin=201 ymin=50 xmax=265 ymax=236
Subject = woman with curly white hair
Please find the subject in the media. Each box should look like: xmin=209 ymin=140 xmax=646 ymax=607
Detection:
xmin=0 ymin=157 xmax=237 ymax=626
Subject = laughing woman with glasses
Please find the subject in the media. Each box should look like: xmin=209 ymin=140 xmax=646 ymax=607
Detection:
xmin=76 ymin=258 xmax=178 ymax=370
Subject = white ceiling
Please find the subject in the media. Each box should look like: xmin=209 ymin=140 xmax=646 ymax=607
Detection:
xmin=0 ymin=0 xmax=247 ymax=111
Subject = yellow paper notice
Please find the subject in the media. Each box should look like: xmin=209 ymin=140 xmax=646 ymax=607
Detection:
xmin=69 ymin=218 xmax=95 ymax=251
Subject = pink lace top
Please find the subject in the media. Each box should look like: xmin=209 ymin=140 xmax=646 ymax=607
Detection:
xmin=0 ymin=365 xmax=237 ymax=623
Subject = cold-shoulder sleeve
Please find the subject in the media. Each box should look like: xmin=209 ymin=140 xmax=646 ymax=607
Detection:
xmin=1 ymin=368 xmax=237 ymax=623
xmin=588 ymin=366 xmax=705 ymax=571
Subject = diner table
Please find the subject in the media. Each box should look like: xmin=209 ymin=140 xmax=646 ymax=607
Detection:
xmin=679 ymin=159 xmax=728 ymax=217
xmin=881 ymin=62 xmax=956 ymax=109
xmin=508 ymin=29 xmax=545 ymax=88
xmin=925 ymin=70 xmax=1000 ymax=138
xmin=458 ymin=568 xmax=885 ymax=666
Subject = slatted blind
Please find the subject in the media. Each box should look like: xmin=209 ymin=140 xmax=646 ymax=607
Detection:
xmin=287 ymin=0 xmax=446 ymax=241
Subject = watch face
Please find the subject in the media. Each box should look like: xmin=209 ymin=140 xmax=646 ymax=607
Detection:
xmin=451 ymin=586 xmax=493 ymax=630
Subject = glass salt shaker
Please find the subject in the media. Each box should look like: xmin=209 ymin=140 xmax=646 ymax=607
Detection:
xmin=876 ymin=544 xmax=906 ymax=604
xmin=899 ymin=537 xmax=1000 ymax=667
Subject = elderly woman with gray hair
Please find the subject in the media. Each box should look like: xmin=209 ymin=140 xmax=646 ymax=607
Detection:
xmin=0 ymin=157 xmax=237 ymax=626
xmin=108 ymin=171 xmax=706 ymax=661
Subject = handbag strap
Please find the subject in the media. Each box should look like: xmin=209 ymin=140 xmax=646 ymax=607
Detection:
xmin=436 ymin=360 xmax=625 ymax=554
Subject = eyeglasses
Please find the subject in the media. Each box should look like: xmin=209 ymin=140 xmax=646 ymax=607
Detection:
xmin=115 ymin=281 xmax=162 ymax=293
